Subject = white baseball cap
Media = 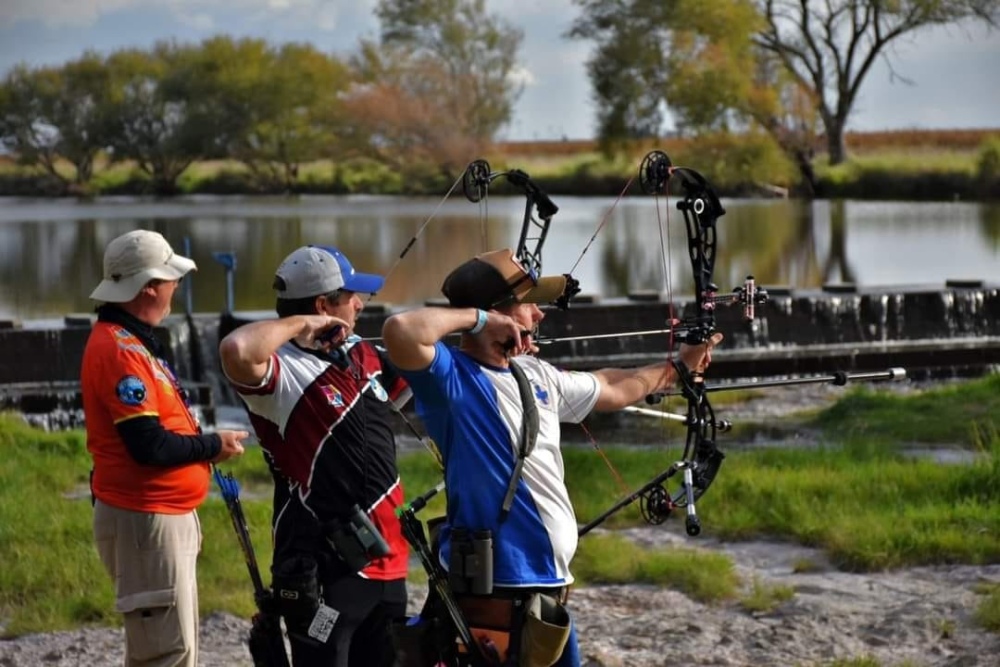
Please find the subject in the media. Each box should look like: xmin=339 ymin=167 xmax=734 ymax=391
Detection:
xmin=89 ymin=230 xmax=196 ymax=303
xmin=273 ymin=245 xmax=384 ymax=299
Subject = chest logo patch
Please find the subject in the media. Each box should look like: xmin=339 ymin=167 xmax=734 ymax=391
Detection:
xmin=116 ymin=375 xmax=147 ymax=406
xmin=368 ymin=377 xmax=388 ymax=402
xmin=533 ymin=383 xmax=550 ymax=406
xmin=320 ymin=385 xmax=344 ymax=407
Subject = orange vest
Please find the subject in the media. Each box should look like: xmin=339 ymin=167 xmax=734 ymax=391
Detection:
xmin=81 ymin=321 xmax=209 ymax=514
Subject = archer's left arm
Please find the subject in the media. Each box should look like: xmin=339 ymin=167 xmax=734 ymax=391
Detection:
xmin=590 ymin=333 xmax=724 ymax=411
xmin=590 ymin=363 xmax=676 ymax=411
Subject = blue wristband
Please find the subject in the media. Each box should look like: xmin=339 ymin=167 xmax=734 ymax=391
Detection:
xmin=467 ymin=309 xmax=488 ymax=335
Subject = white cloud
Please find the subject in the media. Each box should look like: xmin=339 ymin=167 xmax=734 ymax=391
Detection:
xmin=508 ymin=64 xmax=536 ymax=87
xmin=0 ymin=0 xmax=136 ymax=27
xmin=0 ymin=0 xmax=352 ymax=30
xmin=177 ymin=11 xmax=215 ymax=31
xmin=313 ymin=5 xmax=340 ymax=31
xmin=492 ymin=0 xmax=577 ymax=22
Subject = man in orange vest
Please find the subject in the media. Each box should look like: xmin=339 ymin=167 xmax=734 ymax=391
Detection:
xmin=81 ymin=229 xmax=247 ymax=667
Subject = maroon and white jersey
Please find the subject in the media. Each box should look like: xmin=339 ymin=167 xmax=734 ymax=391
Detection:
xmin=230 ymin=338 xmax=410 ymax=581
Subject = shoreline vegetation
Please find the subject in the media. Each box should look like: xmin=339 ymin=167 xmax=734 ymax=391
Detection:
xmin=1 ymin=374 xmax=997 ymax=640
xmin=2 ymin=128 xmax=1000 ymax=202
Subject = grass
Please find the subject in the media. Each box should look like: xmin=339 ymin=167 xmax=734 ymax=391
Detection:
xmin=974 ymin=582 xmax=1000 ymax=632
xmin=1 ymin=374 xmax=999 ymax=637
xmin=572 ymin=534 xmax=739 ymax=604
xmin=739 ymin=576 xmax=795 ymax=613
xmin=567 ymin=438 xmax=1000 ymax=572
xmin=813 ymin=374 xmax=1000 ymax=446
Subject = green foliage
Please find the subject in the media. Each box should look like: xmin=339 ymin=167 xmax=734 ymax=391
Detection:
xmin=103 ymin=44 xmax=204 ymax=194
xmin=332 ymin=158 xmax=404 ymax=195
xmin=820 ymin=658 xmax=883 ymax=667
xmin=739 ymin=575 xmax=795 ymax=613
xmin=3 ymin=372 xmax=1000 ymax=634
xmin=791 ymin=557 xmax=824 ymax=574
xmin=0 ymin=413 xmax=115 ymax=635
xmin=669 ymin=130 xmax=797 ymax=190
xmin=573 ymin=534 xmax=739 ymax=603
xmin=976 ymin=135 xmax=1000 ymax=192
xmin=813 ymin=374 xmax=1000 ymax=446
xmin=973 ymin=582 xmax=1000 ymax=632
xmin=374 ymin=0 xmax=523 ymax=139
xmin=568 ymin=0 xmax=998 ymax=182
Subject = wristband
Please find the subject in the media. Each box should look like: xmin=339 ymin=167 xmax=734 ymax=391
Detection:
xmin=467 ymin=309 xmax=488 ymax=335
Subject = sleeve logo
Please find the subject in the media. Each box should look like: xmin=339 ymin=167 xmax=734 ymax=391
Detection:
xmin=320 ymin=385 xmax=344 ymax=407
xmin=368 ymin=377 xmax=389 ymax=402
xmin=116 ymin=375 xmax=147 ymax=406
xmin=533 ymin=383 xmax=550 ymax=406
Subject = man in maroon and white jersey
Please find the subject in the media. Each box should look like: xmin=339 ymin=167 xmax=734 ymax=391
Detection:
xmin=219 ymin=245 xmax=410 ymax=667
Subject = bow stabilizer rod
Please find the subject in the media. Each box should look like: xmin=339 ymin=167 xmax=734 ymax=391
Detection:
xmin=664 ymin=367 xmax=908 ymax=396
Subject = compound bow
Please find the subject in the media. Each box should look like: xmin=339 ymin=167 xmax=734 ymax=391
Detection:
xmin=576 ymin=150 xmax=768 ymax=537
xmin=411 ymin=152 xmax=904 ymax=542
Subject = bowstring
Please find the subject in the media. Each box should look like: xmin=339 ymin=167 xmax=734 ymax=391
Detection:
xmin=652 ymin=167 xmax=686 ymax=455
xmin=552 ymin=171 xmax=648 ymax=503
xmin=567 ymin=176 xmax=634 ymax=277
xmin=568 ymin=173 xmax=639 ymax=499
xmin=480 ymin=184 xmax=489 ymax=252
xmin=368 ymin=169 xmax=466 ymax=304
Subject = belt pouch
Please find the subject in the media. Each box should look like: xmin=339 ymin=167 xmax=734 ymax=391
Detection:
xmin=519 ymin=593 xmax=572 ymax=667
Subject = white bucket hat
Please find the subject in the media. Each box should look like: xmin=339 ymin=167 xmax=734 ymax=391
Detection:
xmin=89 ymin=230 xmax=197 ymax=303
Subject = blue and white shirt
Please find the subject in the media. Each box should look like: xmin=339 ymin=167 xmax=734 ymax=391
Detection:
xmin=402 ymin=342 xmax=600 ymax=587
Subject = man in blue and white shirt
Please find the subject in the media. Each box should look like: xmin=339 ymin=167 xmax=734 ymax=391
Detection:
xmin=383 ymin=248 xmax=721 ymax=666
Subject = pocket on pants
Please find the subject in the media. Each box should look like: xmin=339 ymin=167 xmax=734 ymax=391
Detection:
xmin=122 ymin=590 xmax=186 ymax=663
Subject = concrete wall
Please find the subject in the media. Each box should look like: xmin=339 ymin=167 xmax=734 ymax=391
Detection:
xmin=2 ymin=283 xmax=998 ymax=423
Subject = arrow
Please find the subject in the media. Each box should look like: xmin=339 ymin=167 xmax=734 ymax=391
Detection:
xmin=535 ymin=327 xmax=679 ymax=345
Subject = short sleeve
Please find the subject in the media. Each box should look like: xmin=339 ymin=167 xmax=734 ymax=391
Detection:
xmin=374 ymin=344 xmax=410 ymax=404
xmin=549 ymin=367 xmax=601 ymax=424
xmin=399 ymin=341 xmax=457 ymax=409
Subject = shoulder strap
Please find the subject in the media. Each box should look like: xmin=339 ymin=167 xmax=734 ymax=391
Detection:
xmin=499 ymin=359 xmax=540 ymax=523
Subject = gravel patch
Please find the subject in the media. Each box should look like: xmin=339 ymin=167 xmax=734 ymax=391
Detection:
xmin=3 ymin=527 xmax=997 ymax=667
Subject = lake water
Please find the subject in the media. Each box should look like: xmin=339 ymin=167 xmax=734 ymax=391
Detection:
xmin=1 ymin=195 xmax=998 ymax=321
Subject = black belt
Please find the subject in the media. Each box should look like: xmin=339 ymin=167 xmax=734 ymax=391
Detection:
xmin=460 ymin=584 xmax=569 ymax=606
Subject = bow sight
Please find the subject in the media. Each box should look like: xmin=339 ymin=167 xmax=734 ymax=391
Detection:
xmin=640 ymin=150 xmax=769 ymax=343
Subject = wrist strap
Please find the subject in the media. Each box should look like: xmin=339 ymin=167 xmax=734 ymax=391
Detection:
xmin=467 ymin=309 xmax=488 ymax=335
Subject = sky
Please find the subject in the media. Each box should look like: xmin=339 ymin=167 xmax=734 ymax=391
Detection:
xmin=0 ymin=0 xmax=997 ymax=141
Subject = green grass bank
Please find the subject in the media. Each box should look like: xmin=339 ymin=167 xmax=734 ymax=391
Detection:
xmin=2 ymin=131 xmax=999 ymax=200
xmin=1 ymin=374 xmax=998 ymax=639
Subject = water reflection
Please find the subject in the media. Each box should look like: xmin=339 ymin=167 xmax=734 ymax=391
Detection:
xmin=0 ymin=196 xmax=998 ymax=320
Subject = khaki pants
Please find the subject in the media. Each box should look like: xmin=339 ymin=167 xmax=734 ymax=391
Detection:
xmin=94 ymin=500 xmax=201 ymax=667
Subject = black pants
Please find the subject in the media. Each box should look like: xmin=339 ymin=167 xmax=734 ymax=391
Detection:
xmin=289 ymin=575 xmax=407 ymax=667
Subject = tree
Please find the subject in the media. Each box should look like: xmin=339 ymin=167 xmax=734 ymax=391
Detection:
xmin=192 ymin=38 xmax=351 ymax=192
xmin=570 ymin=0 xmax=998 ymax=184
xmin=345 ymin=41 xmax=491 ymax=172
xmin=754 ymin=0 xmax=997 ymax=165
xmin=344 ymin=0 xmax=524 ymax=172
xmin=0 ymin=65 xmax=63 ymax=185
xmin=104 ymin=43 xmax=211 ymax=195
xmin=0 ymin=53 xmax=116 ymax=193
